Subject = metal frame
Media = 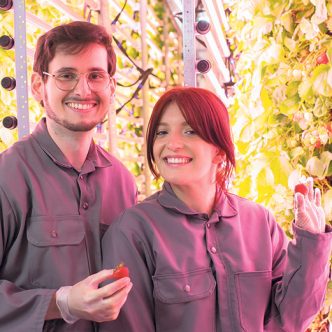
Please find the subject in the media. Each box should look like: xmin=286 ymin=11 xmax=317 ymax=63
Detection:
xmin=13 ymin=0 xmax=29 ymax=138
xmin=182 ymin=0 xmax=196 ymax=86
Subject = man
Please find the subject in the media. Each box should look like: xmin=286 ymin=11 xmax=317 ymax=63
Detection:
xmin=0 ymin=21 xmax=137 ymax=331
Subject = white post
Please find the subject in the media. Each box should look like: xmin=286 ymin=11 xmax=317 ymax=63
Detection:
xmin=183 ymin=0 xmax=196 ymax=86
xmin=140 ymin=0 xmax=151 ymax=196
xmin=99 ymin=0 xmax=117 ymax=155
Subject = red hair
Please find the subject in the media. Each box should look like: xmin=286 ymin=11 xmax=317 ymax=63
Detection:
xmin=146 ymin=87 xmax=236 ymax=190
xmin=33 ymin=21 xmax=116 ymax=78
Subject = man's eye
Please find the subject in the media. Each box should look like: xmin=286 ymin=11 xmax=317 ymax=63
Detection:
xmin=89 ymin=72 xmax=106 ymax=80
xmin=57 ymin=72 xmax=77 ymax=81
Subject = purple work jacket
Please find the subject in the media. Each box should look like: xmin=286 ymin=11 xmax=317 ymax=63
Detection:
xmin=0 ymin=119 xmax=137 ymax=331
xmin=100 ymin=182 xmax=332 ymax=332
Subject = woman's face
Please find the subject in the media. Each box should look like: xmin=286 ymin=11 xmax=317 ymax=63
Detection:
xmin=152 ymin=102 xmax=222 ymax=189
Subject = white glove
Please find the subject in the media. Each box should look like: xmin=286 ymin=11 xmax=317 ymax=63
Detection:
xmin=56 ymin=286 xmax=78 ymax=324
xmin=294 ymin=177 xmax=326 ymax=233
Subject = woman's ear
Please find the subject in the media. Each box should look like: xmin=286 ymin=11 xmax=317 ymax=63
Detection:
xmin=213 ymin=150 xmax=226 ymax=164
xmin=31 ymin=72 xmax=44 ymax=105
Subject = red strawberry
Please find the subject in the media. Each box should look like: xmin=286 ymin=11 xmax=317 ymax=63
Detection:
xmin=294 ymin=183 xmax=308 ymax=195
xmin=326 ymin=122 xmax=332 ymax=136
xmin=316 ymin=52 xmax=329 ymax=65
xmin=111 ymin=263 xmax=129 ymax=280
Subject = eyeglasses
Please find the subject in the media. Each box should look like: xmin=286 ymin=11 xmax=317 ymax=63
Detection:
xmin=42 ymin=71 xmax=111 ymax=92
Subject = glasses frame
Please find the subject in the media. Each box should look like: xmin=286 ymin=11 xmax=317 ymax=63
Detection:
xmin=42 ymin=71 xmax=111 ymax=92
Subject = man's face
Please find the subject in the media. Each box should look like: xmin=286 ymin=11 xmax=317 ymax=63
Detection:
xmin=32 ymin=43 xmax=115 ymax=132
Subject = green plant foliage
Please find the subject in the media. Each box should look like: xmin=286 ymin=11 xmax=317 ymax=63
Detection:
xmin=225 ymin=0 xmax=332 ymax=328
xmin=226 ymin=0 xmax=332 ymax=221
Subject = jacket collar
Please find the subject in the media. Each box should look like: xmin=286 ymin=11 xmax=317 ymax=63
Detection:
xmin=157 ymin=182 xmax=238 ymax=218
xmin=31 ymin=118 xmax=112 ymax=171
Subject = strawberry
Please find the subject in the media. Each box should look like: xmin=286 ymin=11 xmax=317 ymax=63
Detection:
xmin=294 ymin=183 xmax=308 ymax=195
xmin=111 ymin=263 xmax=129 ymax=280
xmin=316 ymin=52 xmax=329 ymax=65
xmin=326 ymin=122 xmax=332 ymax=136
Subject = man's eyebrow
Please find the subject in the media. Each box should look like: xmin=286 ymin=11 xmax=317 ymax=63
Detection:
xmin=54 ymin=67 xmax=76 ymax=73
xmin=54 ymin=67 xmax=107 ymax=72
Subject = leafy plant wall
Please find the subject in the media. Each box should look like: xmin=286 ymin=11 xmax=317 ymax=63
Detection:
xmin=225 ymin=0 xmax=331 ymax=329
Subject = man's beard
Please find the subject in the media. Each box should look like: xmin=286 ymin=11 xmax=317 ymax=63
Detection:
xmin=43 ymin=90 xmax=107 ymax=132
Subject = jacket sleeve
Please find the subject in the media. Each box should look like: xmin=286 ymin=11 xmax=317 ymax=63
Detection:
xmin=267 ymin=212 xmax=332 ymax=332
xmin=99 ymin=212 xmax=156 ymax=332
xmin=0 ymin=187 xmax=54 ymax=332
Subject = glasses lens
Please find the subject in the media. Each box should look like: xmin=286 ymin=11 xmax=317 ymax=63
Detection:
xmin=55 ymin=72 xmax=78 ymax=91
xmin=87 ymin=71 xmax=110 ymax=91
xmin=53 ymin=71 xmax=110 ymax=91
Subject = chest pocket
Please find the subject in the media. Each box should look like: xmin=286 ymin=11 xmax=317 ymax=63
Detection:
xmin=27 ymin=216 xmax=84 ymax=246
xmin=152 ymin=268 xmax=216 ymax=332
xmin=26 ymin=215 xmax=89 ymax=289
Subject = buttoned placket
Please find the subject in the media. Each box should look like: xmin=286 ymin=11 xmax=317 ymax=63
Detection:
xmin=78 ymin=173 xmax=90 ymax=212
xmin=204 ymin=211 xmax=226 ymax=332
xmin=205 ymin=212 xmax=220 ymax=257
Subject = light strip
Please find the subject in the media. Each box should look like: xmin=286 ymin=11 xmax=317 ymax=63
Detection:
xmin=203 ymin=0 xmax=230 ymax=57
xmin=111 ymin=0 xmax=162 ymax=56
xmin=48 ymin=0 xmax=82 ymax=21
xmin=206 ymin=70 xmax=229 ymax=106
xmin=26 ymin=12 xmax=52 ymax=30
xmin=205 ymin=32 xmax=230 ymax=81
xmin=215 ymin=0 xmax=229 ymax=31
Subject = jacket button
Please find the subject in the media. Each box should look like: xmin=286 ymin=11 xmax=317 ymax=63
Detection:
xmin=184 ymin=284 xmax=191 ymax=292
xmin=82 ymin=202 xmax=89 ymax=209
xmin=51 ymin=230 xmax=58 ymax=238
xmin=210 ymin=246 xmax=217 ymax=254
xmin=79 ymin=175 xmax=83 ymax=180
xmin=206 ymin=222 xmax=211 ymax=228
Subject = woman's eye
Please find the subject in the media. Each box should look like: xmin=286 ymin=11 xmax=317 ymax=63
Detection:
xmin=156 ymin=130 xmax=167 ymax=137
xmin=185 ymin=129 xmax=196 ymax=135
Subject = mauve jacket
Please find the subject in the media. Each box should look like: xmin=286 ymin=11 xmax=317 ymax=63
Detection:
xmin=0 ymin=119 xmax=137 ymax=331
xmin=100 ymin=182 xmax=332 ymax=332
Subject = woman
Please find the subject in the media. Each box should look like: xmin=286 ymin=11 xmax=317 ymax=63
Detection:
xmin=100 ymin=87 xmax=331 ymax=332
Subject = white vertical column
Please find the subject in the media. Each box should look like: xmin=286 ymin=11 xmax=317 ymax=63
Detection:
xmin=140 ymin=0 xmax=151 ymax=196
xmin=99 ymin=0 xmax=117 ymax=155
xmin=183 ymin=0 xmax=196 ymax=87
xmin=13 ymin=0 xmax=29 ymax=138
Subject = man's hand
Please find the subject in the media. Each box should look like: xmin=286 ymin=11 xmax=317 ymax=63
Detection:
xmin=294 ymin=177 xmax=326 ymax=234
xmin=57 ymin=269 xmax=132 ymax=323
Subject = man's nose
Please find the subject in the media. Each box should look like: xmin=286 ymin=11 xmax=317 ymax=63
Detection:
xmin=73 ymin=74 xmax=91 ymax=95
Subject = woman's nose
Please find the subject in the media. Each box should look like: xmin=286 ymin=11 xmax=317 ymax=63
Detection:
xmin=166 ymin=134 xmax=184 ymax=151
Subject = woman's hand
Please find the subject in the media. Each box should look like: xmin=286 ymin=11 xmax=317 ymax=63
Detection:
xmin=294 ymin=177 xmax=326 ymax=234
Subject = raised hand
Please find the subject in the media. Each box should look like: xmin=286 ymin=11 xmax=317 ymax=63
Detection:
xmin=294 ymin=177 xmax=326 ymax=234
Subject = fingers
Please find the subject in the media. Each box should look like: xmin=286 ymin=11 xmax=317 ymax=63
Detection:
xmin=306 ymin=177 xmax=314 ymax=200
xmin=294 ymin=192 xmax=304 ymax=211
xmin=97 ymin=277 xmax=132 ymax=299
xmin=294 ymin=180 xmax=326 ymax=233
xmin=103 ymin=282 xmax=133 ymax=303
xmin=314 ymin=187 xmax=321 ymax=206
xmin=101 ymin=283 xmax=133 ymax=321
xmin=88 ymin=269 xmax=114 ymax=288
xmin=68 ymin=274 xmax=133 ymax=322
